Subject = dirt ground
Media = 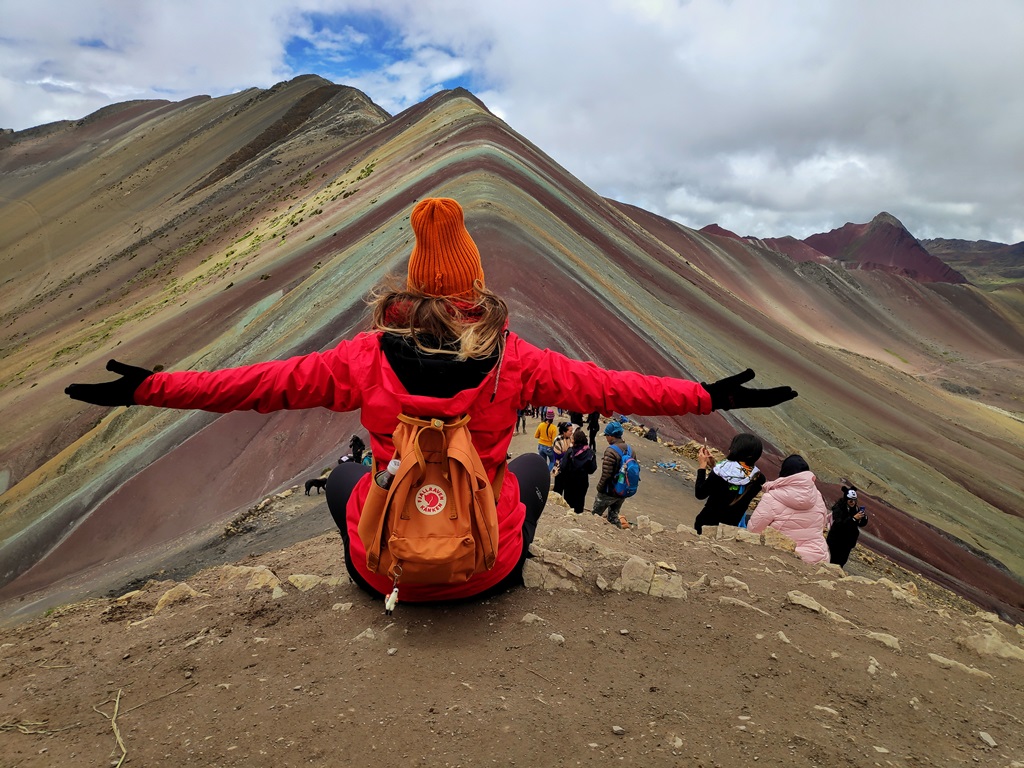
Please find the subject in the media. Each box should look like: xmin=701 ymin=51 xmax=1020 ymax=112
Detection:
xmin=1 ymin=421 xmax=1022 ymax=767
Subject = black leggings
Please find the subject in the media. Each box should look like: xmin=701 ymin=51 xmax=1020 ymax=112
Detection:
xmin=325 ymin=452 xmax=550 ymax=599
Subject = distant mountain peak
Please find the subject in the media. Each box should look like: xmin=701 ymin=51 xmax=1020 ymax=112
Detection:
xmin=698 ymin=223 xmax=741 ymax=239
xmin=803 ymin=213 xmax=967 ymax=284
xmin=870 ymin=211 xmax=905 ymax=229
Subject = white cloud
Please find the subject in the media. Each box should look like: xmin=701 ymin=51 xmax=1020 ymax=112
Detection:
xmin=1 ymin=0 xmax=1022 ymax=243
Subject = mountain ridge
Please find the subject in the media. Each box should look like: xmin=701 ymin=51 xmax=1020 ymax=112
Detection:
xmin=703 ymin=212 xmax=983 ymax=285
xmin=0 ymin=78 xmax=1022 ymax=624
xmin=921 ymin=237 xmax=1024 ymax=289
xmin=803 ymin=212 xmax=968 ymax=284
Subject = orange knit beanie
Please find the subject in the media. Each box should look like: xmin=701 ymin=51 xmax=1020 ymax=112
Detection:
xmin=406 ymin=198 xmax=485 ymax=298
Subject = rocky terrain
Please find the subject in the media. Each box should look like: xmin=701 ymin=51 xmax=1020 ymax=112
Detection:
xmin=1 ymin=425 xmax=1022 ymax=767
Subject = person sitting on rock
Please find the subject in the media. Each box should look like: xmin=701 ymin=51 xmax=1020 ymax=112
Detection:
xmin=746 ymin=454 xmax=830 ymax=564
xmin=66 ymin=197 xmax=798 ymax=603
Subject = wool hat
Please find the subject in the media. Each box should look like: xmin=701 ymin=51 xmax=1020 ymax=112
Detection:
xmin=779 ymin=454 xmax=809 ymax=477
xmin=603 ymin=422 xmax=624 ymax=437
xmin=406 ymin=198 xmax=485 ymax=298
xmin=846 ymin=489 xmax=858 ymax=499
xmin=545 ymin=408 xmax=555 ymax=419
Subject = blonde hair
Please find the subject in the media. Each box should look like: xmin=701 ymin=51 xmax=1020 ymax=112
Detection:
xmin=369 ymin=276 xmax=509 ymax=361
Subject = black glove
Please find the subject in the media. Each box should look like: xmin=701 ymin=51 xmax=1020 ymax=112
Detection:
xmin=65 ymin=359 xmax=154 ymax=407
xmin=702 ymin=369 xmax=798 ymax=411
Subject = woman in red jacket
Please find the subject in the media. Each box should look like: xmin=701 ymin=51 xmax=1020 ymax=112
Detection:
xmin=66 ymin=197 xmax=797 ymax=603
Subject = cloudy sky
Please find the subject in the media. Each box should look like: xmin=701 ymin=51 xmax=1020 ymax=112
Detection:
xmin=2 ymin=0 xmax=1022 ymax=243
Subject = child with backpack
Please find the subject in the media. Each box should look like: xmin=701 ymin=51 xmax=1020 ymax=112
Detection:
xmin=66 ymin=198 xmax=798 ymax=607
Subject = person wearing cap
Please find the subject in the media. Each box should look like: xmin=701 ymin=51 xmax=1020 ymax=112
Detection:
xmin=746 ymin=455 xmax=830 ymax=564
xmin=592 ymin=421 xmax=633 ymax=527
xmin=348 ymin=434 xmax=366 ymax=464
xmin=534 ymin=408 xmax=559 ymax=471
xmin=827 ymin=486 xmax=868 ymax=567
xmin=66 ymin=197 xmax=798 ymax=603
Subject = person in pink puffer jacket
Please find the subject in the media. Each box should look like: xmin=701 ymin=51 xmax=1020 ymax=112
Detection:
xmin=746 ymin=455 xmax=831 ymax=564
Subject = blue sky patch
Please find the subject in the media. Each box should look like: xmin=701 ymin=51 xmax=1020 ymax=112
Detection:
xmin=285 ymin=12 xmax=399 ymax=77
xmin=284 ymin=11 xmax=474 ymax=92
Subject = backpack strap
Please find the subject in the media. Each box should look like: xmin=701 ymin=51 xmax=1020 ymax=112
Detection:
xmin=728 ymin=475 xmax=761 ymax=507
xmin=609 ymin=443 xmax=630 ymax=461
xmin=606 ymin=443 xmax=625 ymax=493
xmin=443 ymin=415 xmax=500 ymax=569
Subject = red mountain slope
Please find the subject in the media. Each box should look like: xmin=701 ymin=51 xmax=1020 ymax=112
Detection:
xmin=0 ymin=81 xmax=1021 ymax=623
xmin=804 ymin=212 xmax=968 ymax=284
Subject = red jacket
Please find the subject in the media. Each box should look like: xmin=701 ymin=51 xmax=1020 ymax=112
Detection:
xmin=135 ymin=331 xmax=713 ymax=600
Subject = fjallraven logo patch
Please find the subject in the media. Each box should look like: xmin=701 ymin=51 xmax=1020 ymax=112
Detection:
xmin=415 ymin=484 xmax=447 ymax=515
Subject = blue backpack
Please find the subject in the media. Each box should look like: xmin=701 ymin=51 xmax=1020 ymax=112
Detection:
xmin=609 ymin=444 xmax=641 ymax=498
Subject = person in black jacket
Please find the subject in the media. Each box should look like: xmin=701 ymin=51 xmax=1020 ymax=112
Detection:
xmin=558 ymin=430 xmax=598 ymax=514
xmin=827 ymin=486 xmax=868 ymax=566
xmin=551 ymin=422 xmax=574 ymax=494
xmin=693 ymin=433 xmax=766 ymax=534
xmin=586 ymin=411 xmax=601 ymax=451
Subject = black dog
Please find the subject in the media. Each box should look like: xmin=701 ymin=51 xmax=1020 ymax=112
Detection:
xmin=304 ymin=477 xmax=328 ymax=495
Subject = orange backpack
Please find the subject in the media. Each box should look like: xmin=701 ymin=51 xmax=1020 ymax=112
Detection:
xmin=357 ymin=413 xmax=503 ymax=589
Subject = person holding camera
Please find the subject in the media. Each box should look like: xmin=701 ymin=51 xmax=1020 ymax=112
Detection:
xmin=693 ymin=433 xmax=766 ymax=535
xmin=827 ymin=486 xmax=869 ymax=567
